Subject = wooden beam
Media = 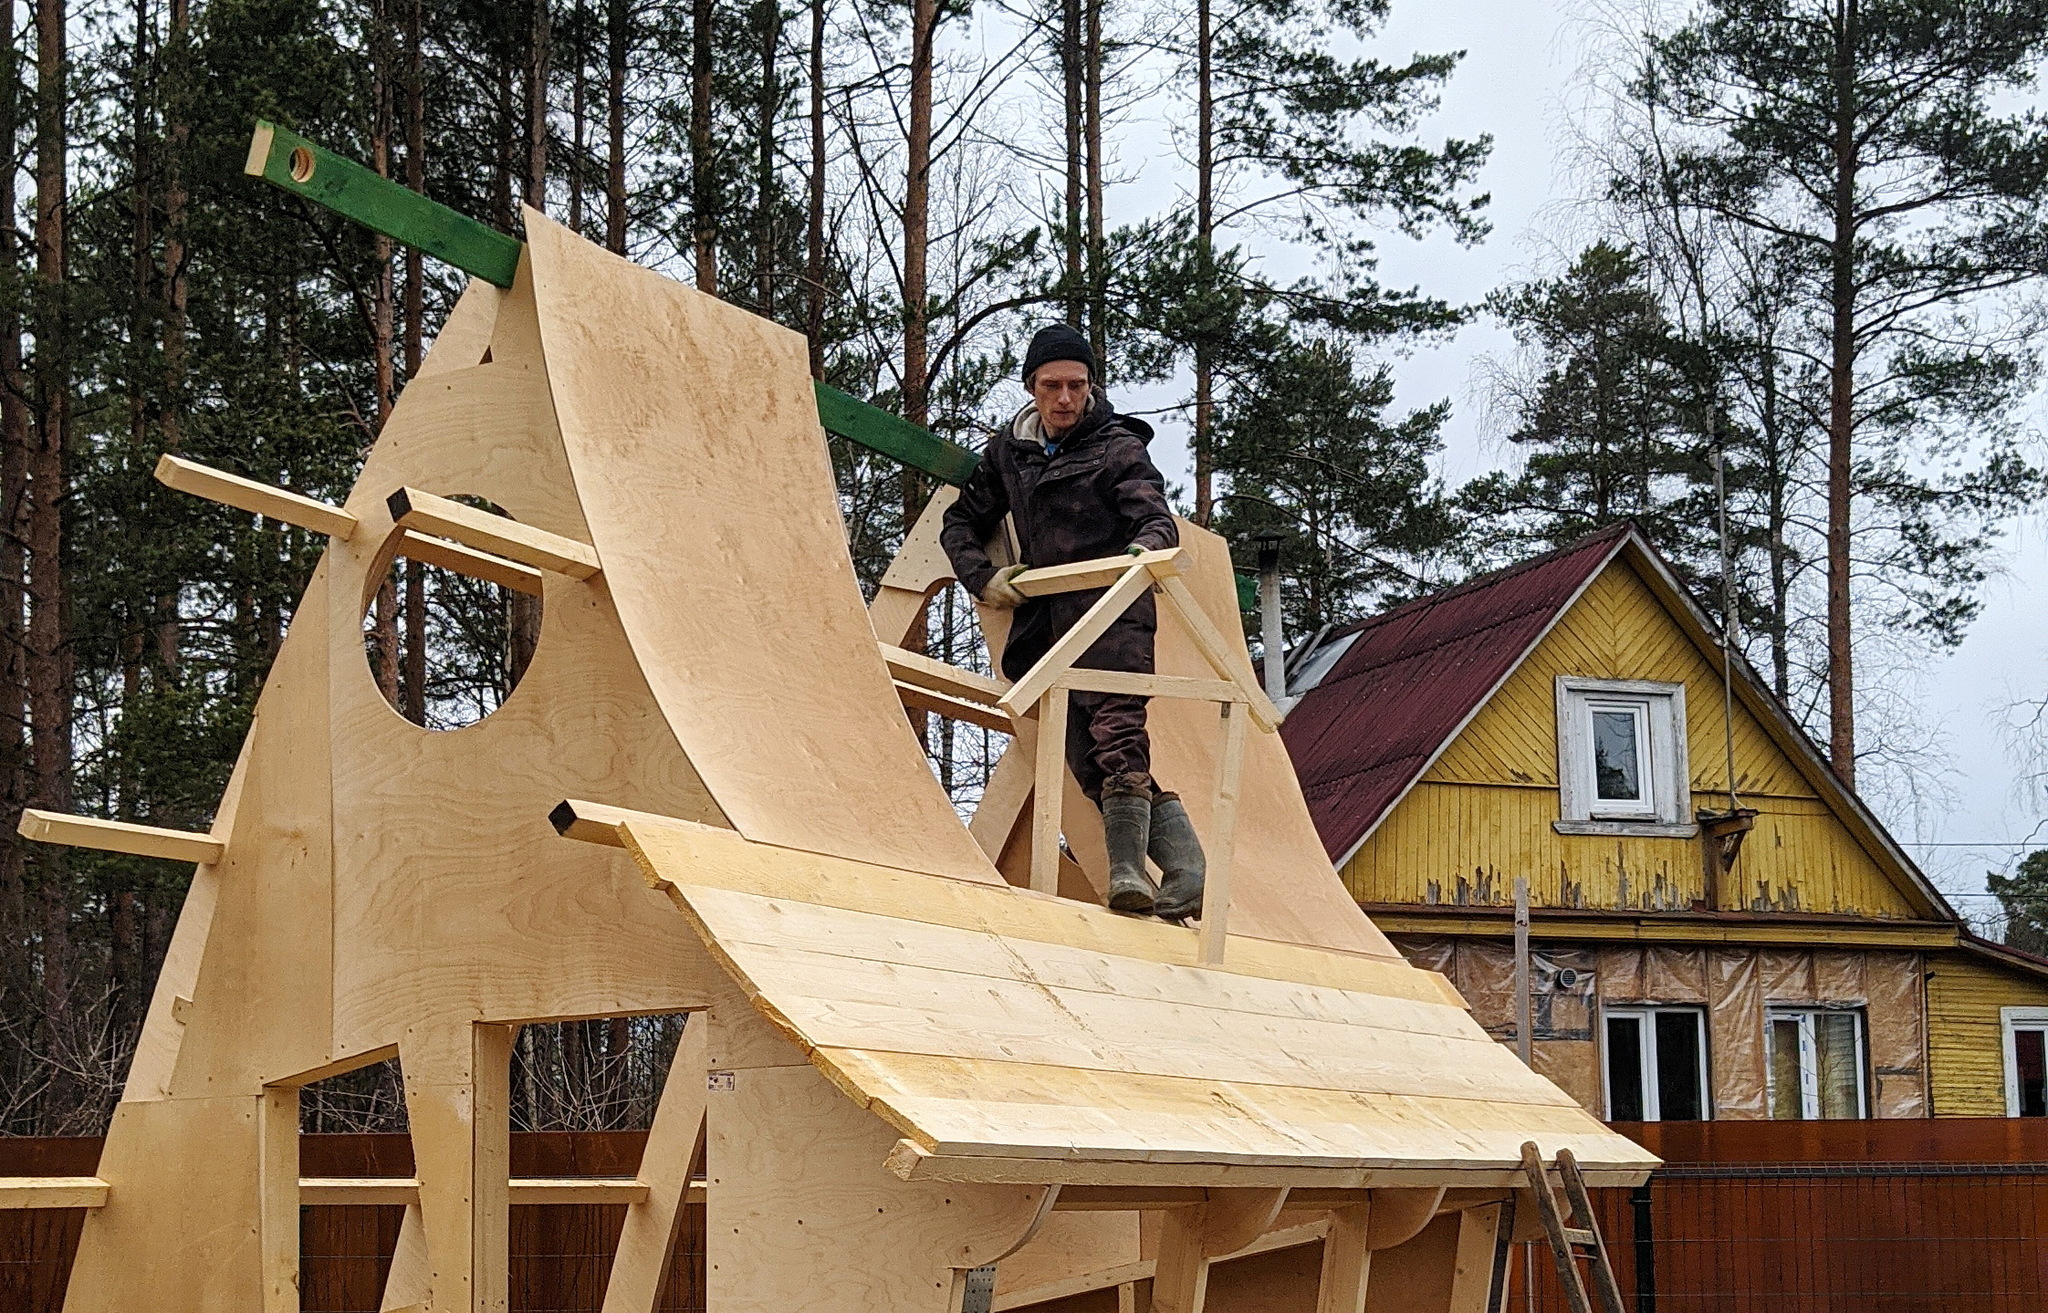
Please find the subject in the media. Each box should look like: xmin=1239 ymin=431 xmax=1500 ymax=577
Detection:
xmin=814 ymin=382 xmax=979 ymax=486
xmin=297 ymin=1177 xmax=661 ymax=1206
xmin=245 ymin=121 xmax=523 ymax=288
xmin=602 ymin=1021 xmax=708 ymax=1313
xmin=1012 ymin=548 xmax=1181 ymax=598
xmin=1198 ymin=702 xmax=1248 ymax=966
xmin=1053 ymin=669 xmax=1245 ymax=704
xmin=998 ymin=561 xmax=1156 ymax=716
xmin=394 ymin=528 xmax=544 ymax=596
xmin=17 ymin=810 xmax=224 ymax=865
xmin=387 ymin=487 xmax=600 ymax=580
xmin=155 ymin=453 xmax=358 ymax=540
xmin=879 ymin=642 xmax=1008 ymax=706
xmin=0 ymin=1176 xmax=110 ymax=1209
xmin=1031 ymin=689 xmax=1069 ymax=896
xmin=895 ymin=681 xmax=1015 ymax=734
xmin=1153 ymin=573 xmax=1282 ymax=731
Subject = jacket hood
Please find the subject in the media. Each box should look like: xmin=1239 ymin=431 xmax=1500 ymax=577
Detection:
xmin=1007 ymin=389 xmax=1154 ymax=449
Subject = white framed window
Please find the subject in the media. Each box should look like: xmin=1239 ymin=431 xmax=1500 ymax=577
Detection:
xmin=1554 ymin=678 xmax=1693 ymax=836
xmin=1603 ymin=1006 xmax=1709 ymax=1121
xmin=1766 ymin=1008 xmax=1868 ymax=1119
xmin=2001 ymin=1007 xmax=2048 ymax=1118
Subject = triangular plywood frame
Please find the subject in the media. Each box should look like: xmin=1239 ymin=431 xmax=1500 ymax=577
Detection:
xmin=23 ymin=213 xmax=1652 ymax=1313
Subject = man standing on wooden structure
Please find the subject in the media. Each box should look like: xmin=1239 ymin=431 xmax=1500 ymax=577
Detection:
xmin=941 ymin=324 xmax=1208 ymax=919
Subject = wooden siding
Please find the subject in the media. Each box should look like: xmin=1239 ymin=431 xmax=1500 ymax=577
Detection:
xmin=1927 ymin=949 xmax=2048 ymax=1117
xmin=1343 ymin=560 xmax=1919 ymax=919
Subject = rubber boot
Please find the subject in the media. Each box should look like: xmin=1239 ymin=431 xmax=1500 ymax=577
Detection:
xmin=1099 ymin=777 xmax=1157 ymax=914
xmin=1148 ymin=793 xmax=1207 ymax=920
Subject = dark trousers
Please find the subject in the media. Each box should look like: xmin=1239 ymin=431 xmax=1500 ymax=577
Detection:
xmin=1065 ymin=691 xmax=1154 ymax=801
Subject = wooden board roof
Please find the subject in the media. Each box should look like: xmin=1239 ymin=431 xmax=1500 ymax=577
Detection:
xmin=622 ymin=815 xmax=1658 ymax=1188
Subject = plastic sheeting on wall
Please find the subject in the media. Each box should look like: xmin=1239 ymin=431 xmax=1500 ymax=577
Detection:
xmin=1393 ymin=936 xmax=1927 ymax=1120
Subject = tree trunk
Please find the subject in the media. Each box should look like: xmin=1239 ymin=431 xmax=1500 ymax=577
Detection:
xmin=606 ymin=0 xmax=627 ymax=253
xmin=0 ymin=0 xmax=32 ymax=1038
xmin=513 ymin=0 xmax=551 ymax=681
xmin=1084 ymin=0 xmax=1104 ymax=365
xmin=1061 ymin=0 xmax=1082 ymax=325
xmin=1192 ymin=0 xmax=1213 ymax=525
xmin=756 ymin=0 xmax=781 ymax=316
xmin=902 ymin=0 xmax=936 ymax=662
xmin=369 ymin=0 xmax=400 ymax=706
xmin=29 ymin=0 xmax=73 ymax=1104
xmin=528 ymin=0 xmax=552 ymax=213
xmin=570 ymin=0 xmax=586 ymax=233
xmin=805 ymin=0 xmax=825 ymax=376
xmin=1825 ymin=0 xmax=1857 ymax=784
xmin=402 ymin=0 xmax=427 ymax=723
xmin=691 ymin=0 xmax=717 ymax=291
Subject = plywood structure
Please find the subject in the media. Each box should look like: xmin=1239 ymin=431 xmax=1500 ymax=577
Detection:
xmin=20 ymin=211 xmax=1652 ymax=1313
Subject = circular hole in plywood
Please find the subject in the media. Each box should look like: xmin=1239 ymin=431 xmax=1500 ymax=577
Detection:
xmin=289 ymin=145 xmax=316 ymax=183
xmin=362 ymin=494 xmax=543 ymax=729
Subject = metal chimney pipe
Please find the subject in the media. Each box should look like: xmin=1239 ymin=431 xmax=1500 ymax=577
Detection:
xmin=1253 ymin=531 xmax=1287 ymax=705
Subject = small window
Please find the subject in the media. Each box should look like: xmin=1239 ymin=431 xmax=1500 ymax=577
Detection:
xmin=1767 ymin=1008 xmax=1868 ymax=1119
xmin=2002 ymin=1008 xmax=2048 ymax=1117
xmin=1604 ymin=1006 xmax=1708 ymax=1121
xmin=1555 ymin=678 xmax=1692 ymax=835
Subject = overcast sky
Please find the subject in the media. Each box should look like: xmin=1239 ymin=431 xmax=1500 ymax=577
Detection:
xmin=1080 ymin=1 xmax=2048 ymax=914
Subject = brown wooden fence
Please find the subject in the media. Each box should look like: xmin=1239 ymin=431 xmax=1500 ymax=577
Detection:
xmin=5 ymin=1120 xmax=2048 ymax=1311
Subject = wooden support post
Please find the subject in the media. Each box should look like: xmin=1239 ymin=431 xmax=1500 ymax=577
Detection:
xmin=1031 ymin=690 xmax=1069 ymax=896
xmin=258 ymin=1086 xmax=301 ymax=1313
xmin=1149 ymin=1207 xmax=1210 ymax=1313
xmin=156 ymin=453 xmax=361 ymax=539
xmin=403 ymin=1023 xmax=515 ymax=1313
xmin=1317 ymin=1201 xmax=1374 ymax=1313
xmin=1447 ymin=1205 xmax=1505 ymax=1313
xmin=387 ymin=487 xmax=601 ymax=580
xmin=16 ymin=809 xmax=225 ymax=865
xmin=601 ymin=1020 xmax=709 ymax=1313
xmin=1198 ymin=702 xmax=1247 ymax=966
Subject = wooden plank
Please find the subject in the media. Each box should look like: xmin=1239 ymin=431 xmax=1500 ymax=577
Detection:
xmin=1366 ymin=1186 xmax=1448 ymax=1250
xmin=1012 ymin=548 xmax=1181 ymax=598
xmin=1031 ymin=690 xmax=1069 ymax=895
xmin=394 ymin=527 xmax=544 ymax=596
xmin=998 ymin=562 xmax=1158 ymax=716
xmin=1317 ymin=1202 xmax=1374 ymax=1313
xmin=1053 ymin=669 xmax=1246 ymax=704
xmin=621 ymin=816 xmax=1458 ymax=1005
xmin=1199 ymin=702 xmax=1248 ymax=966
xmin=896 ymin=681 xmax=1015 ymax=734
xmin=16 ymin=809 xmax=225 ymax=865
xmin=155 ymin=453 xmax=359 ymax=539
xmin=601 ymin=1020 xmax=709 ymax=1313
xmin=1151 ymin=1205 xmax=1211 ymax=1313
xmin=0 ymin=1176 xmax=109 ymax=1208
xmin=387 ymin=485 xmax=601 ymax=579
xmin=1153 ymin=572 xmax=1282 ymax=731
xmin=1446 ymin=1204 xmax=1505 ymax=1313
xmin=880 ymin=642 xmax=1009 ymax=705
xmin=814 ymin=381 xmax=980 ymax=486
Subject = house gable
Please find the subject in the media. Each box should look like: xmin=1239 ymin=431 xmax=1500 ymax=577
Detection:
xmin=1343 ymin=553 xmax=1927 ymax=920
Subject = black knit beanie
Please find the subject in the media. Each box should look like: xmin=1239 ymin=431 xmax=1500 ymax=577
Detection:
xmin=1022 ymin=323 xmax=1096 ymax=385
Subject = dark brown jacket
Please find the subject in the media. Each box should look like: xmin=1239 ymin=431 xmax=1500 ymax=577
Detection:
xmin=942 ymin=396 xmax=1179 ymax=681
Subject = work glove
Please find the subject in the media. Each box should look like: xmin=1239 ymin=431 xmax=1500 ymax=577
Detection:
xmin=1126 ymin=544 xmax=1145 ymax=556
xmin=980 ymin=563 xmax=1030 ymax=609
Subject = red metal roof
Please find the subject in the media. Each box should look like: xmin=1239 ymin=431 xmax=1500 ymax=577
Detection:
xmin=1280 ymin=524 xmax=1633 ymax=863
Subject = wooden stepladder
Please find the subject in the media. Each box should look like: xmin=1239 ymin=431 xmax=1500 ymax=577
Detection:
xmin=1519 ymin=1142 xmax=1628 ymax=1313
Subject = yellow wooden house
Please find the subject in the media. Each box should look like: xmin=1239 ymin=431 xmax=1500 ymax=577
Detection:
xmin=1277 ymin=523 xmax=2048 ymax=1120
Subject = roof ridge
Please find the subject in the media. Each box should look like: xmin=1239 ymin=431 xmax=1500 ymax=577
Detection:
xmin=1324 ymin=522 xmax=1631 ymax=644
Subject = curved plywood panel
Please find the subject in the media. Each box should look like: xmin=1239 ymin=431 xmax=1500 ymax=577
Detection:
xmin=524 ymin=212 xmax=997 ymax=883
